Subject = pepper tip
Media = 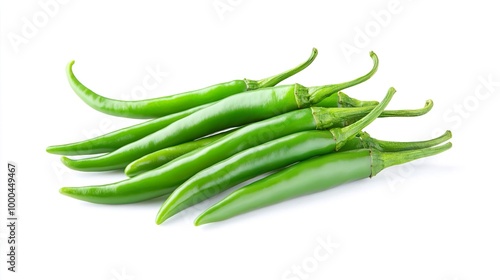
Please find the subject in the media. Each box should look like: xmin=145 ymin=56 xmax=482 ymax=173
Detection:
xmin=59 ymin=187 xmax=71 ymax=196
xmin=123 ymin=164 xmax=134 ymax=177
xmin=60 ymin=156 xmax=72 ymax=167
xmin=155 ymin=212 xmax=167 ymax=225
xmin=193 ymin=214 xmax=211 ymax=226
xmin=193 ymin=217 xmax=203 ymax=226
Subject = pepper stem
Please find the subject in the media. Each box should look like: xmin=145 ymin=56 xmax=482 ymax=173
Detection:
xmin=313 ymin=96 xmax=435 ymax=129
xmin=380 ymin=100 xmax=433 ymax=117
xmin=308 ymin=51 xmax=379 ymax=104
xmin=371 ymin=142 xmax=452 ymax=176
xmin=337 ymin=92 xmax=380 ymax=107
xmin=330 ymin=87 xmax=396 ymax=150
xmin=249 ymin=48 xmax=318 ymax=89
xmin=360 ymin=130 xmax=452 ymax=152
xmin=344 ymin=99 xmax=435 ymax=125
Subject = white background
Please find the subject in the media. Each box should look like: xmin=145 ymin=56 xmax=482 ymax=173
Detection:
xmin=1 ymin=1 xmax=499 ymax=279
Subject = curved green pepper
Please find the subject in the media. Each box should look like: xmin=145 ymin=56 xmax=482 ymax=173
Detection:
xmin=67 ymin=49 xmax=318 ymax=119
xmin=157 ymin=126 xmax=450 ymax=224
xmin=195 ymin=143 xmax=452 ymax=225
xmin=46 ymin=104 xmax=210 ymax=156
xmin=61 ymin=52 xmax=380 ymax=172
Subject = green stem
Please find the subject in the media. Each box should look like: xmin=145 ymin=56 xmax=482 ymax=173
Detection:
xmin=337 ymin=92 xmax=380 ymax=107
xmin=308 ymin=51 xmax=379 ymax=104
xmin=380 ymin=100 xmax=433 ymax=117
xmin=371 ymin=142 xmax=452 ymax=176
xmin=331 ymin=87 xmax=396 ymax=150
xmin=361 ymin=130 xmax=452 ymax=152
xmin=313 ymin=96 xmax=434 ymax=129
xmin=251 ymin=48 xmax=318 ymax=89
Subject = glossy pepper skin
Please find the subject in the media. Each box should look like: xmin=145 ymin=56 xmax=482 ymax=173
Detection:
xmin=125 ymin=98 xmax=432 ymax=177
xmin=67 ymin=49 xmax=318 ymax=119
xmin=60 ymin=52 xmax=380 ymax=172
xmin=157 ymin=129 xmax=450 ymax=223
xmin=124 ymin=129 xmax=234 ymax=177
xmin=59 ymin=102 xmax=388 ymax=204
xmin=46 ymin=104 xmax=210 ymax=156
xmin=46 ymin=92 xmax=380 ymax=157
xmin=156 ymin=95 xmax=448 ymax=223
xmin=194 ymin=143 xmax=452 ymax=226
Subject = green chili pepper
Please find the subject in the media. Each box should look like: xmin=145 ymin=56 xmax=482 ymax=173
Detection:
xmin=46 ymin=104 xmax=210 ymax=156
xmin=194 ymin=143 xmax=452 ymax=226
xmin=60 ymin=52 xmax=380 ymax=172
xmin=68 ymin=49 xmax=318 ymax=119
xmin=125 ymin=99 xmax=432 ymax=177
xmin=60 ymin=95 xmax=392 ymax=203
xmin=59 ymin=106 xmax=377 ymax=204
xmin=154 ymin=87 xmax=395 ymax=223
xmin=46 ymin=93 xmax=379 ymax=156
xmin=124 ymin=129 xmax=233 ymax=176
xmin=156 ymin=125 xmax=450 ymax=224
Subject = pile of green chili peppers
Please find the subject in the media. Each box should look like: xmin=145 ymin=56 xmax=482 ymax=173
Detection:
xmin=47 ymin=48 xmax=452 ymax=226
